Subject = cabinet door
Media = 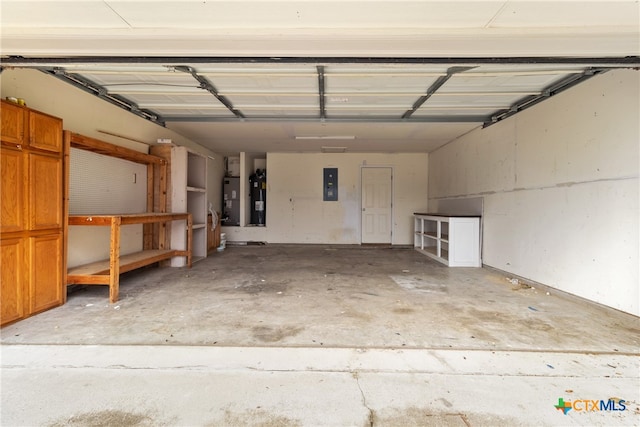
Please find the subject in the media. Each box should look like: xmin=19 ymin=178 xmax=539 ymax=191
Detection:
xmin=29 ymin=111 xmax=62 ymax=153
xmin=1 ymin=148 xmax=26 ymax=233
xmin=29 ymin=233 xmax=63 ymax=314
xmin=29 ymin=153 xmax=63 ymax=230
xmin=1 ymin=238 xmax=25 ymax=325
xmin=1 ymin=101 xmax=25 ymax=147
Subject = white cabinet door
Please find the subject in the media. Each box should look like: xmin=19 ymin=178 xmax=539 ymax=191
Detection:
xmin=361 ymin=167 xmax=392 ymax=244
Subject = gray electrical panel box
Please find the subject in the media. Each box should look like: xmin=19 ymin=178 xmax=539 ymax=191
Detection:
xmin=323 ymin=168 xmax=338 ymax=201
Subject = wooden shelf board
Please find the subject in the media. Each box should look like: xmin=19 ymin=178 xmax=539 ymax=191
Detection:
xmin=70 ymin=133 xmax=164 ymax=165
xmin=67 ymin=249 xmax=177 ymax=280
xmin=69 ymin=212 xmax=191 ymax=226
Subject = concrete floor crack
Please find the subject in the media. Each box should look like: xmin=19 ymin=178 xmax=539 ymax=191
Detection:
xmin=353 ymin=371 xmax=375 ymax=427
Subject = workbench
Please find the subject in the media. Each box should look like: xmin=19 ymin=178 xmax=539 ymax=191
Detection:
xmin=67 ymin=212 xmax=192 ymax=303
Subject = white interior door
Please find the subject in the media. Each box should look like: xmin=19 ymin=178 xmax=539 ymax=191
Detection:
xmin=361 ymin=167 xmax=392 ymax=244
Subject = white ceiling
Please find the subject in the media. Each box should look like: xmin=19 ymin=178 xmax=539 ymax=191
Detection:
xmin=1 ymin=1 xmax=638 ymax=154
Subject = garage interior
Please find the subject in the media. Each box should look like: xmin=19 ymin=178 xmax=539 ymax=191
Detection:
xmin=1 ymin=1 xmax=639 ymax=426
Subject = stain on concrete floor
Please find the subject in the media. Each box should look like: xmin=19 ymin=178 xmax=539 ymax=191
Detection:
xmin=48 ymin=410 xmax=154 ymax=427
xmin=372 ymin=407 xmax=469 ymax=427
xmin=209 ymin=408 xmax=302 ymax=427
xmin=372 ymin=406 xmax=529 ymax=427
xmin=252 ymin=325 xmax=304 ymax=343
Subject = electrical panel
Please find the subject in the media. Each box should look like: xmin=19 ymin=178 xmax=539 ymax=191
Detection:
xmin=323 ymin=168 xmax=338 ymax=201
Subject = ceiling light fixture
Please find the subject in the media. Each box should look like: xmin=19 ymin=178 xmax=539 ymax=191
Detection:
xmin=295 ymin=136 xmax=356 ymax=140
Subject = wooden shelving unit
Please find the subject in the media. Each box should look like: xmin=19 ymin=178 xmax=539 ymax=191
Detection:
xmin=414 ymin=213 xmax=481 ymax=267
xmin=66 ymin=133 xmax=192 ymax=303
xmin=67 ymin=213 xmax=192 ymax=303
xmin=150 ymin=145 xmax=208 ymax=265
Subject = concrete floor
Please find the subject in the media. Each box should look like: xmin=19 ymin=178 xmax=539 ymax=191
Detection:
xmin=2 ymin=245 xmax=639 ymax=426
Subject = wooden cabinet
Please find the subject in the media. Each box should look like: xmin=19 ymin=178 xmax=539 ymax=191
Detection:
xmin=30 ymin=233 xmax=64 ymax=313
xmin=0 ymin=101 xmax=25 ymax=146
xmin=29 ymin=153 xmax=63 ymax=229
xmin=1 ymin=100 xmax=66 ymax=326
xmin=0 ymin=148 xmax=25 ymax=233
xmin=1 ymin=238 xmax=25 ymax=324
xmin=29 ymin=111 xmax=63 ymax=153
xmin=414 ymin=213 xmax=481 ymax=267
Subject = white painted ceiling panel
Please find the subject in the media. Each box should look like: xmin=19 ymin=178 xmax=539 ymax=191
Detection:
xmin=428 ymin=93 xmax=531 ymax=107
xmin=214 ymin=77 xmax=318 ymax=92
xmin=231 ymin=95 xmax=319 ymax=105
xmin=490 ymin=1 xmax=640 ymax=28
xmin=413 ymin=108 xmax=501 ymax=117
xmin=0 ymin=1 xmax=126 ymax=28
xmin=326 ymin=75 xmax=440 ymax=92
xmin=5 ymin=1 xmax=636 ymax=31
xmin=123 ymin=93 xmax=215 ymax=104
xmin=232 ymin=109 xmax=319 ymax=117
xmin=107 ymin=86 xmax=204 ymax=95
xmin=327 ymin=94 xmax=422 ymax=104
xmin=107 ymin=1 xmax=504 ymax=29
xmin=329 ymin=109 xmax=408 ymax=117
xmin=444 ymin=74 xmax=570 ymax=92
xmin=76 ymin=73 xmax=196 ymax=87
xmin=142 ymin=108 xmax=236 ymax=117
xmin=165 ymin=121 xmax=481 ymax=153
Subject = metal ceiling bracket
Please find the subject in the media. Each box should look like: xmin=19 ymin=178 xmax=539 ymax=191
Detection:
xmin=402 ymin=66 xmax=475 ymax=119
xmin=42 ymin=68 xmax=165 ymax=126
xmin=317 ymin=65 xmax=326 ymax=119
xmin=483 ymin=67 xmax=609 ymax=127
xmin=174 ymin=65 xmax=244 ymax=119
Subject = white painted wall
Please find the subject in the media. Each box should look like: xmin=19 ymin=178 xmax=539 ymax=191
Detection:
xmin=1 ymin=69 xmax=222 ymax=266
xmin=223 ymin=153 xmax=428 ymax=244
xmin=428 ymin=69 xmax=639 ymax=316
